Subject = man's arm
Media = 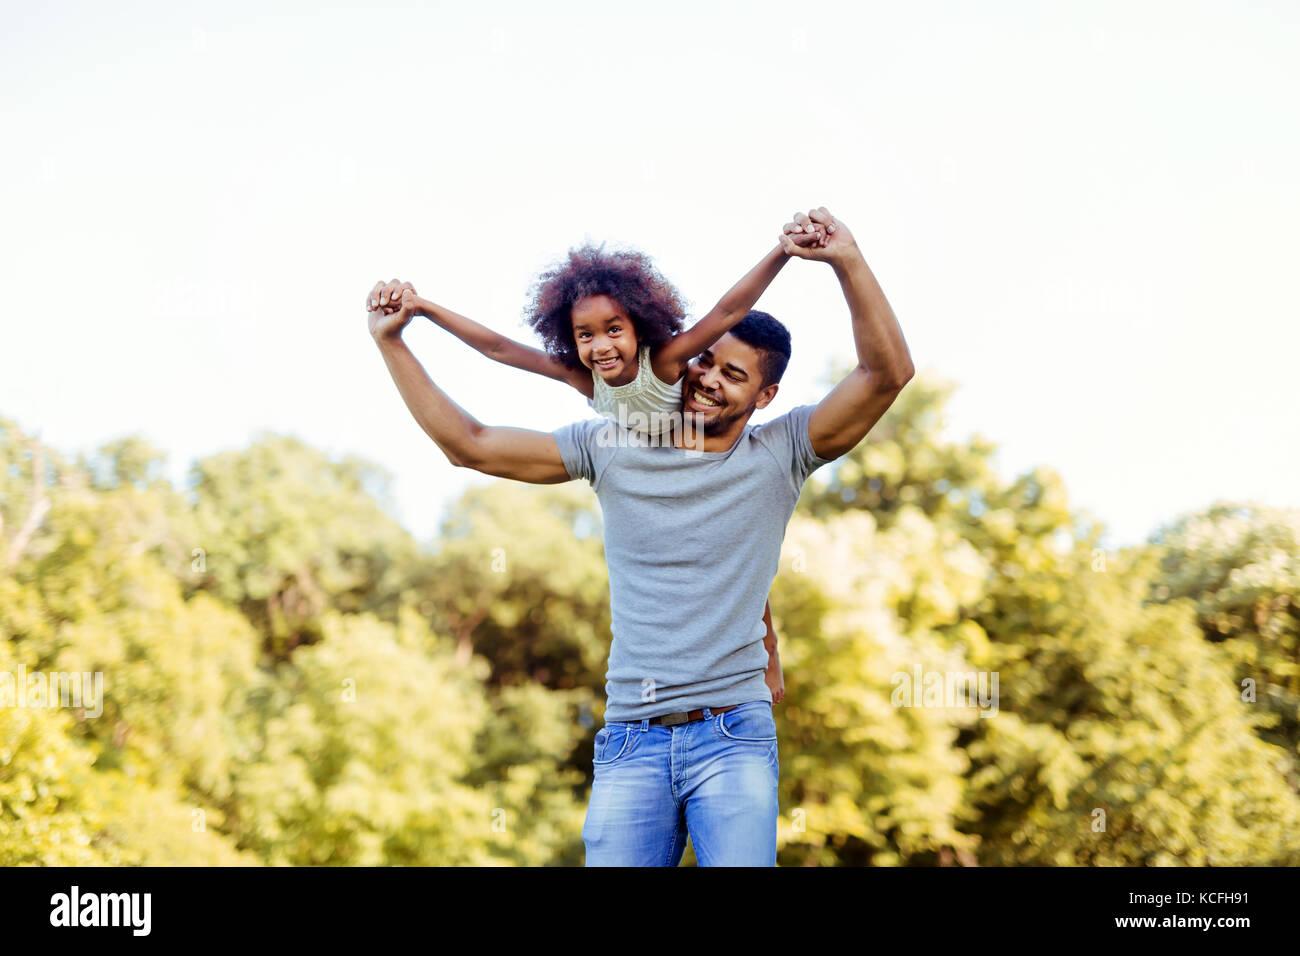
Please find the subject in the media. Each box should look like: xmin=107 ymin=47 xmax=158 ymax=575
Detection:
xmin=367 ymin=282 xmax=573 ymax=484
xmin=650 ymin=239 xmax=810 ymax=385
xmin=783 ymin=209 xmax=915 ymax=461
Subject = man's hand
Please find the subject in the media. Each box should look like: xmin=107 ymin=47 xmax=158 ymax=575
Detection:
xmin=780 ymin=207 xmax=857 ymax=264
xmin=367 ymin=278 xmax=417 ymax=340
xmin=765 ymin=646 xmax=786 ymax=705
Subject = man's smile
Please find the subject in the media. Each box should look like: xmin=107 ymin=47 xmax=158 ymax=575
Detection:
xmin=687 ymin=387 xmax=722 ymax=410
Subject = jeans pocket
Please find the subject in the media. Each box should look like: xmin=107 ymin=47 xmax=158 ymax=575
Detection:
xmin=593 ymin=724 xmax=635 ymax=765
xmin=716 ymin=703 xmax=777 ymax=744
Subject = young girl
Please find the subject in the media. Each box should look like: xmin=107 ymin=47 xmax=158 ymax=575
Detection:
xmin=379 ymin=225 xmax=827 ymax=704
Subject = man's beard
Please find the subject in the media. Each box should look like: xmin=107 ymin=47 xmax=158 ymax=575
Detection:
xmin=698 ymin=399 xmax=757 ymax=436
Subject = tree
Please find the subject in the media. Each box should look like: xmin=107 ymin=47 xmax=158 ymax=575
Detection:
xmin=1146 ymin=501 xmax=1300 ymax=769
xmin=771 ymin=508 xmax=987 ymax=865
xmin=226 ymin=609 xmax=587 ymax=865
xmin=964 ymin=544 xmax=1300 ymax=864
xmin=187 ymin=434 xmax=422 ymax=659
xmin=411 ymin=481 xmax=612 ymax=696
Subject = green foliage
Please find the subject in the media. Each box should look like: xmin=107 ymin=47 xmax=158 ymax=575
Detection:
xmin=92 ymin=435 xmax=169 ymax=491
xmin=772 ymin=509 xmax=987 ymax=865
xmin=463 ymin=682 xmax=591 ymax=866
xmin=0 ymin=643 xmax=101 ymax=865
xmin=966 ymin=547 xmax=1300 ymax=864
xmin=188 ymin=434 xmax=421 ymax=659
xmin=1147 ymin=501 xmax=1300 ymax=760
xmin=0 ymin=639 xmax=253 ymax=865
xmin=225 ymin=609 xmax=587 ymax=865
xmin=414 ymin=482 xmax=611 ymax=693
xmin=228 ymin=610 xmax=493 ymax=864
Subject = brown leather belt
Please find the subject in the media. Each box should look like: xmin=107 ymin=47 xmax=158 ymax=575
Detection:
xmin=648 ymin=704 xmax=739 ymax=726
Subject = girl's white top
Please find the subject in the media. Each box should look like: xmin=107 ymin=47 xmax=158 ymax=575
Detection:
xmin=589 ymin=343 xmax=684 ymax=435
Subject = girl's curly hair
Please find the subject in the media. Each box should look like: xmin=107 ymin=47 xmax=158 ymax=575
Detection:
xmin=524 ymin=243 xmax=687 ymax=371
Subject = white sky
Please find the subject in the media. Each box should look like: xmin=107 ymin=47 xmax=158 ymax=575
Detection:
xmin=2 ymin=0 xmax=1297 ymax=552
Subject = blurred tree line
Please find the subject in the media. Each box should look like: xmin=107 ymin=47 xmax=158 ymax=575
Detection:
xmin=2 ymin=371 xmax=1297 ymax=865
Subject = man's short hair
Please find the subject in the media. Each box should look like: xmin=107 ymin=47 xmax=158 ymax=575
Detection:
xmin=729 ymin=311 xmax=791 ymax=387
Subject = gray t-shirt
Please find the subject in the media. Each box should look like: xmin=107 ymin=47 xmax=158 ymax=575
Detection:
xmin=552 ymin=404 xmax=832 ymax=722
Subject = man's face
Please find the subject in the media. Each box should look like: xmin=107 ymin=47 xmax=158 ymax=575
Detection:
xmin=571 ymin=294 xmax=638 ymax=385
xmin=682 ymin=332 xmax=779 ymax=436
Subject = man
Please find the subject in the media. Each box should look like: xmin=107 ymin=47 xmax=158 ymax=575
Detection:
xmin=367 ymin=207 xmax=914 ymax=865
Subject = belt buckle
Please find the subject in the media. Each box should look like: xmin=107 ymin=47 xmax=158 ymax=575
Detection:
xmin=659 ymin=711 xmax=690 ymax=727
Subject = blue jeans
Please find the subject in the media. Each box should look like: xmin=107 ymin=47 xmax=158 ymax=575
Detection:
xmin=583 ymin=701 xmax=779 ymax=866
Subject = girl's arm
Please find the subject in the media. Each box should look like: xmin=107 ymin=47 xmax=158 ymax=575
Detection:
xmin=412 ymin=294 xmax=594 ymax=400
xmin=650 ymin=237 xmax=810 ymax=385
xmin=762 ymin=599 xmax=785 ymax=704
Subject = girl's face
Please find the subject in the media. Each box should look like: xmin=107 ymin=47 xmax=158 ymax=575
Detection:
xmin=571 ymin=294 xmax=639 ymax=385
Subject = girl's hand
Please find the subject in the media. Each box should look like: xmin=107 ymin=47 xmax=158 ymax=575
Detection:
xmin=765 ymin=647 xmax=786 ymax=705
xmin=366 ymin=280 xmax=418 ymax=340
xmin=781 ymin=210 xmax=829 ymax=254
xmin=368 ymin=278 xmax=418 ymax=316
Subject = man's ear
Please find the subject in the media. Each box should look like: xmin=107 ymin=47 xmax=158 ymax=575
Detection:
xmin=754 ymin=382 xmax=779 ymax=410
